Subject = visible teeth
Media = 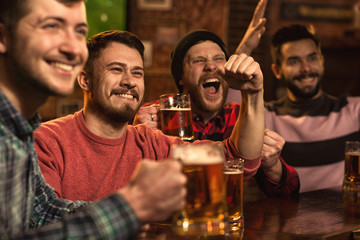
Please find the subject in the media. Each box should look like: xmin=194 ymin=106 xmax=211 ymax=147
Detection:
xmin=301 ymin=77 xmax=314 ymax=82
xmin=52 ymin=62 xmax=73 ymax=72
xmin=117 ymin=94 xmax=134 ymax=99
xmin=204 ymin=78 xmax=219 ymax=83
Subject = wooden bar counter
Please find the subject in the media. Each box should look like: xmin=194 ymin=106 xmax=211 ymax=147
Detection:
xmin=143 ymin=187 xmax=360 ymax=240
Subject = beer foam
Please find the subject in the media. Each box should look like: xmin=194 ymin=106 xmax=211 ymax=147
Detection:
xmin=347 ymin=152 xmax=360 ymax=156
xmin=172 ymin=144 xmax=224 ymax=165
xmin=224 ymin=169 xmax=244 ymax=174
xmin=161 ymin=107 xmax=191 ymax=111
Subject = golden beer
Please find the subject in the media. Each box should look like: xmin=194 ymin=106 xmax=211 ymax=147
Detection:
xmin=224 ymin=158 xmax=244 ymax=231
xmin=160 ymin=108 xmax=194 ymax=141
xmin=344 ymin=152 xmax=360 ymax=186
xmin=343 ymin=141 xmax=360 ymax=192
xmin=172 ymin=144 xmax=228 ymax=236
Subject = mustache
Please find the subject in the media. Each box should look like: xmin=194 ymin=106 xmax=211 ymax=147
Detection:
xmin=110 ymin=88 xmax=140 ymax=100
xmin=293 ymin=72 xmax=319 ymax=81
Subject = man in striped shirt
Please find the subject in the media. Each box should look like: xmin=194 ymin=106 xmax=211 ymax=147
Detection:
xmin=265 ymin=24 xmax=360 ymax=192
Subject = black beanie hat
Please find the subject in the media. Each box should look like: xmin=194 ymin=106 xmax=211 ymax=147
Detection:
xmin=170 ymin=29 xmax=229 ymax=92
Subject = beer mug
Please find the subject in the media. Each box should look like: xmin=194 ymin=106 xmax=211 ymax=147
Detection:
xmin=171 ymin=143 xmax=228 ymax=236
xmin=343 ymin=141 xmax=360 ymax=192
xmin=224 ymin=158 xmax=244 ymax=232
xmin=159 ymin=93 xmax=194 ymax=142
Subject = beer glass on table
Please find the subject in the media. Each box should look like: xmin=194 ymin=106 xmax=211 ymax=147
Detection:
xmin=224 ymin=158 xmax=244 ymax=232
xmin=343 ymin=141 xmax=360 ymax=192
xmin=171 ymin=143 xmax=228 ymax=236
xmin=159 ymin=93 xmax=194 ymax=142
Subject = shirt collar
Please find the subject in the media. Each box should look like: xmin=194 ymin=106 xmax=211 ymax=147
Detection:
xmin=0 ymin=90 xmax=41 ymax=137
xmin=192 ymin=109 xmax=225 ymax=126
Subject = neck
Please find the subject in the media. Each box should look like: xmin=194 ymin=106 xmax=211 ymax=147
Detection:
xmin=0 ymin=60 xmax=47 ymax=120
xmin=192 ymin=106 xmax=219 ymax=124
xmin=287 ymin=89 xmax=323 ymax=103
xmin=82 ymin=104 xmax=128 ymax=139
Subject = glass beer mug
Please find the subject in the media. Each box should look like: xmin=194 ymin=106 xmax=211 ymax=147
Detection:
xmin=224 ymin=158 xmax=244 ymax=232
xmin=343 ymin=141 xmax=360 ymax=192
xmin=159 ymin=93 xmax=194 ymax=142
xmin=171 ymin=143 xmax=228 ymax=236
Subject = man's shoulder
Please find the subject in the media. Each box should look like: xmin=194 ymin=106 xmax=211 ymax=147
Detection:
xmin=35 ymin=112 xmax=79 ymax=136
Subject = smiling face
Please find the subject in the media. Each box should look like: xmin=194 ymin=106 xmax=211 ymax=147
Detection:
xmin=180 ymin=40 xmax=228 ymax=116
xmin=2 ymin=0 xmax=88 ymax=98
xmin=272 ymin=39 xmax=324 ymax=101
xmin=87 ymin=42 xmax=145 ymax=123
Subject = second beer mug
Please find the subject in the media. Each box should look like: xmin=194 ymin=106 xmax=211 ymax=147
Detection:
xmin=171 ymin=143 xmax=228 ymax=236
xmin=159 ymin=93 xmax=194 ymax=142
xmin=343 ymin=141 xmax=360 ymax=192
xmin=224 ymin=158 xmax=244 ymax=231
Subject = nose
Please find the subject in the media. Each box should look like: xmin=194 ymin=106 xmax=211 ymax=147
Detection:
xmin=204 ymin=59 xmax=217 ymax=72
xmin=59 ymin=32 xmax=85 ymax=60
xmin=120 ymin=72 xmax=136 ymax=88
xmin=300 ymin=60 xmax=311 ymax=73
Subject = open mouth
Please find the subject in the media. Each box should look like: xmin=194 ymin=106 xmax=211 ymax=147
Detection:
xmin=202 ymin=78 xmax=221 ymax=95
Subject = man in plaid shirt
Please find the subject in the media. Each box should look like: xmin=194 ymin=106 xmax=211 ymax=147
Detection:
xmin=0 ymin=0 xmax=186 ymax=239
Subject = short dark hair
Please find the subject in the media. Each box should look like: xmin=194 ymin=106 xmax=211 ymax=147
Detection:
xmin=270 ymin=24 xmax=321 ymax=67
xmin=0 ymin=0 xmax=84 ymax=33
xmin=85 ymin=30 xmax=144 ymax=76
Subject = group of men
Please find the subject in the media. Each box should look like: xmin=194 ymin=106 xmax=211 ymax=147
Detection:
xmin=1 ymin=0 xmax=359 ymax=239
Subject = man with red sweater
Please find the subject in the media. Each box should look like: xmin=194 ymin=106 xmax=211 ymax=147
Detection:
xmin=35 ymin=30 xmax=265 ymax=201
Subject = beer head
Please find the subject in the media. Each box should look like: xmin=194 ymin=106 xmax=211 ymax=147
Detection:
xmin=171 ymin=143 xmax=224 ymax=165
xmin=159 ymin=93 xmax=192 ymax=109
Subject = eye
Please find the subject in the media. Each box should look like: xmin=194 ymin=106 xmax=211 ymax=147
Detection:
xmin=288 ymin=58 xmax=299 ymax=65
xmin=76 ymin=27 xmax=88 ymax=37
xmin=111 ymin=67 xmax=123 ymax=72
xmin=308 ymin=54 xmax=318 ymax=62
xmin=132 ymin=71 xmax=144 ymax=77
xmin=193 ymin=59 xmax=206 ymax=64
xmin=214 ymin=56 xmax=226 ymax=61
xmin=43 ymin=22 xmax=60 ymax=30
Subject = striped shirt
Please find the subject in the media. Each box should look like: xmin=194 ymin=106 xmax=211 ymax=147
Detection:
xmin=265 ymin=93 xmax=360 ymax=192
xmin=0 ymin=90 xmax=140 ymax=239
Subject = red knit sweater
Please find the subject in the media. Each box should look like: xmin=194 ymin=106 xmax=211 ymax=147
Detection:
xmin=35 ymin=110 xmax=260 ymax=201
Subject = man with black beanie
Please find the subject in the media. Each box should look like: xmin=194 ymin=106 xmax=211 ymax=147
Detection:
xmin=134 ymin=0 xmax=300 ymax=197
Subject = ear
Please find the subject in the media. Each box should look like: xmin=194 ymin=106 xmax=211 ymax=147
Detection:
xmin=271 ymin=64 xmax=282 ymax=80
xmin=0 ymin=23 xmax=8 ymax=54
xmin=77 ymin=71 xmax=90 ymax=91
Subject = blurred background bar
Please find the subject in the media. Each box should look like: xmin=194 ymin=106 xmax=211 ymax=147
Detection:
xmin=39 ymin=0 xmax=360 ymax=121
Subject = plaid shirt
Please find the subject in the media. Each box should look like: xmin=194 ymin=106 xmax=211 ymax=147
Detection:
xmin=192 ymin=102 xmax=300 ymax=196
xmin=0 ymin=91 xmax=140 ymax=239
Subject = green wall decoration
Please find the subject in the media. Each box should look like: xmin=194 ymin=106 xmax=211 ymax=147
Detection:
xmin=85 ymin=0 xmax=127 ymax=38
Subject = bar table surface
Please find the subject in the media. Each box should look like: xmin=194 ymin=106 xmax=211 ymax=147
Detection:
xmin=143 ymin=187 xmax=360 ymax=240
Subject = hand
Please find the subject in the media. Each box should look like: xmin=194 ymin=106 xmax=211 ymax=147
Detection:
xmin=261 ymin=129 xmax=285 ymax=182
xmin=235 ymin=0 xmax=267 ymax=55
xmin=119 ymin=159 xmax=187 ymax=224
xmin=217 ymin=54 xmax=263 ymax=92
xmin=133 ymin=104 xmax=160 ymax=130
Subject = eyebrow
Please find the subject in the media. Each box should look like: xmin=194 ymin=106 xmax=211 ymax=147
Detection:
xmin=287 ymin=51 xmax=317 ymax=61
xmin=39 ymin=16 xmax=88 ymax=29
xmin=106 ymin=62 xmax=144 ymax=71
